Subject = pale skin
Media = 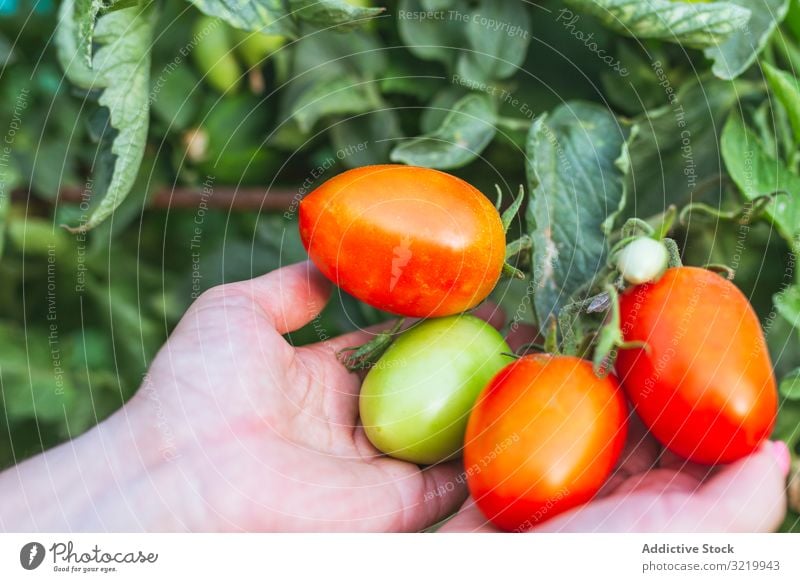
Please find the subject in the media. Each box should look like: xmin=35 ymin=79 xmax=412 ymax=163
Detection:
xmin=0 ymin=262 xmax=790 ymax=532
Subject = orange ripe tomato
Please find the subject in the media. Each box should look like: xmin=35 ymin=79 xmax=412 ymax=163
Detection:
xmin=616 ymin=267 xmax=777 ymax=464
xmin=298 ymin=165 xmax=505 ymax=317
xmin=465 ymin=355 xmax=628 ymax=531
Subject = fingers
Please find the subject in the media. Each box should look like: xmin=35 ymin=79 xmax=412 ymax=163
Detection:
xmin=685 ymin=441 xmax=788 ymax=531
xmin=391 ymin=459 xmax=469 ymax=532
xmin=597 ymin=415 xmax=661 ymax=497
xmin=438 ymin=498 xmax=499 ymax=532
xmin=532 ymin=441 xmax=788 ymax=532
xmin=196 ymin=261 xmax=332 ymax=335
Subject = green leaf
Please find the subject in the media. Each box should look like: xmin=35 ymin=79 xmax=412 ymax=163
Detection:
xmin=601 ymin=41 xmax=667 ymax=115
xmin=456 ymin=0 xmax=531 ymax=82
xmin=330 ymin=110 xmax=404 ymax=168
xmin=704 ymin=0 xmax=790 ymax=80
xmin=775 ymin=284 xmax=800 ymax=330
xmin=63 ymin=0 xmax=133 ymax=68
xmin=390 ymin=93 xmax=497 ymax=169
xmin=0 ymin=325 xmax=76 ymax=423
xmin=0 ymin=162 xmax=20 ymax=260
xmin=525 ymin=102 xmax=629 ymax=327
xmin=763 ymin=62 xmax=800 ymax=143
xmin=625 ymin=77 xmax=740 ymax=219
xmin=74 ymin=0 xmax=102 ymax=65
xmin=188 ymin=0 xmax=294 ymax=35
xmin=421 ymin=0 xmax=455 ymax=9
xmin=149 ymin=66 xmax=201 ymax=131
xmin=721 ymin=113 xmax=800 ymax=249
xmin=563 ymin=0 xmax=752 ymax=48
xmin=420 ymin=87 xmax=469 ymax=133
xmin=289 ymin=0 xmax=385 ymax=31
xmin=773 ymin=399 xmax=800 ymax=447
xmin=90 ymin=153 xmax=163 ymax=251
xmin=780 ymin=368 xmax=800 ymax=399
xmin=291 ymin=76 xmax=381 ymax=133
xmin=397 ymin=0 xmax=468 ymax=68
xmin=57 ymin=0 xmax=157 ymax=232
xmin=56 ymin=0 xmax=99 ymax=89
xmin=789 ymin=0 xmax=800 ymax=40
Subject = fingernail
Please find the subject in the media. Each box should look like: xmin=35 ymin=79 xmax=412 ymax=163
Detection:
xmin=771 ymin=440 xmax=791 ymax=476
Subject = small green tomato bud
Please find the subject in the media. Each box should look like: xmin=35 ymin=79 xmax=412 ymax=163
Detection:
xmin=616 ymin=237 xmax=669 ymax=285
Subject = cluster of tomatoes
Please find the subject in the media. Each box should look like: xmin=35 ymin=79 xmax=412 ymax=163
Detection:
xmin=299 ymin=165 xmax=778 ymax=532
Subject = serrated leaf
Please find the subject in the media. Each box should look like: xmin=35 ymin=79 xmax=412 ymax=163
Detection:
xmin=56 ymin=0 xmax=157 ymax=231
xmin=624 ymin=77 xmax=739 ymax=219
xmin=763 ymin=62 xmax=800 ymax=143
xmin=69 ymin=0 xmax=134 ymax=66
xmin=390 ymin=93 xmax=497 ymax=169
xmin=74 ymin=0 xmax=101 ymax=65
xmin=456 ymin=0 xmax=531 ymax=83
xmin=289 ymin=0 xmax=385 ymax=31
xmin=397 ymin=0 xmax=468 ymax=68
xmin=291 ymin=76 xmax=380 ymax=133
xmin=526 ymin=101 xmax=629 ymax=328
xmin=563 ymin=0 xmax=752 ymax=48
xmin=189 ymin=0 xmax=294 ymax=35
xmin=90 ymin=5 xmax=156 ymax=232
xmin=721 ymin=113 xmax=800 ymax=250
xmin=704 ymin=0 xmax=789 ymax=80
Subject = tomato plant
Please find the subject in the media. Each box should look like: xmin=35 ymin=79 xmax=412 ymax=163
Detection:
xmin=299 ymin=165 xmax=506 ymax=317
xmin=360 ymin=315 xmax=511 ymax=465
xmin=464 ymin=355 xmax=628 ymax=532
xmin=616 ymin=267 xmax=777 ymax=464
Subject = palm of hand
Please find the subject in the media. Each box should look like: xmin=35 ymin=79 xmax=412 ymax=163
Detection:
xmin=133 ymin=262 xmax=464 ymax=531
xmin=130 ymin=261 xmax=785 ymax=532
xmin=442 ymin=419 xmax=786 ymax=532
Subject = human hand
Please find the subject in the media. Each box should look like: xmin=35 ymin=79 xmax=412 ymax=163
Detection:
xmin=0 ymin=261 xmax=469 ymax=531
xmin=440 ymin=418 xmax=790 ymax=532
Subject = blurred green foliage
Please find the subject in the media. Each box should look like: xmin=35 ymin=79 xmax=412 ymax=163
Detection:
xmin=0 ymin=0 xmax=799 ymax=530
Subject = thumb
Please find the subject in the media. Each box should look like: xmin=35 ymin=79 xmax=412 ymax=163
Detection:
xmin=534 ymin=441 xmax=788 ymax=532
xmin=194 ymin=261 xmax=332 ymax=335
xmin=686 ymin=440 xmax=789 ymax=532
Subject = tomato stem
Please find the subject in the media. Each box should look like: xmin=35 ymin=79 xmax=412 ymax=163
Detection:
xmin=338 ymin=318 xmax=406 ymax=371
xmin=501 ymin=262 xmax=526 ymax=280
xmin=501 ymin=185 xmax=525 ymax=233
xmin=654 ymin=205 xmax=677 ymax=240
xmin=513 ymin=342 xmax=546 ymax=356
xmin=663 ymin=238 xmax=683 ymax=268
xmin=703 ymin=263 xmax=736 ymax=280
xmin=679 ymin=191 xmax=786 ymax=226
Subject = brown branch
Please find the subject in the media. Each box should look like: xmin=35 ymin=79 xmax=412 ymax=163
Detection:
xmin=16 ymin=186 xmax=300 ymax=212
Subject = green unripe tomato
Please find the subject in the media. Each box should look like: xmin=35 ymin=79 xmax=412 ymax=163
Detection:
xmin=192 ymin=15 xmax=241 ymax=94
xmin=360 ymin=315 xmax=512 ymax=465
xmin=232 ymin=29 xmax=286 ymax=68
xmin=616 ymin=237 xmax=669 ymax=285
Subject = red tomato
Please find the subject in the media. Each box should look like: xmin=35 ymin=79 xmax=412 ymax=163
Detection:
xmin=298 ymin=165 xmax=505 ymax=317
xmin=464 ymin=355 xmax=628 ymax=532
xmin=616 ymin=266 xmax=777 ymax=464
